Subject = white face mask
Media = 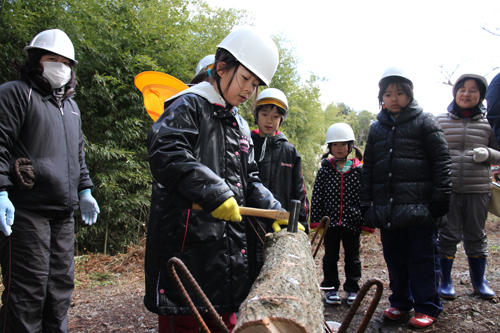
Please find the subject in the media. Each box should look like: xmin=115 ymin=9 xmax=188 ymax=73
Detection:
xmin=42 ymin=62 xmax=72 ymax=89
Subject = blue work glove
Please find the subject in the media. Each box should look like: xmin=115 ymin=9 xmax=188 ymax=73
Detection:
xmin=0 ymin=191 xmax=15 ymax=236
xmin=271 ymin=219 xmax=305 ymax=233
xmin=79 ymin=189 xmax=100 ymax=225
xmin=211 ymin=197 xmax=242 ymax=222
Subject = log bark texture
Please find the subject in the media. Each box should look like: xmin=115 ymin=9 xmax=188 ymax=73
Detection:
xmin=234 ymin=231 xmax=324 ymax=333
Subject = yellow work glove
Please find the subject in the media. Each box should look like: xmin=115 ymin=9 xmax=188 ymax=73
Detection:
xmin=271 ymin=219 xmax=305 ymax=233
xmin=210 ymin=197 xmax=242 ymax=222
xmin=360 ymin=226 xmax=375 ymax=237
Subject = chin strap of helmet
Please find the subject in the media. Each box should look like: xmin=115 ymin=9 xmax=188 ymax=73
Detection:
xmin=214 ymin=61 xmax=239 ymax=110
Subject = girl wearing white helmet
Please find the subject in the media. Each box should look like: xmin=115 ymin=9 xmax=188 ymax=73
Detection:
xmin=310 ymin=122 xmax=366 ymax=306
xmin=360 ymin=67 xmax=452 ymax=328
xmin=0 ymin=29 xmax=99 ymax=332
xmin=435 ymin=74 xmax=500 ymax=302
xmin=146 ymin=26 xmax=284 ymax=332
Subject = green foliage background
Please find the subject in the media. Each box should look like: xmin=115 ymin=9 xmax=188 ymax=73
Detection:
xmin=0 ymin=0 xmax=376 ymax=254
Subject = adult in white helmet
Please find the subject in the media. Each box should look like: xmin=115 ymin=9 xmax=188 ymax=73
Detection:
xmin=360 ymin=66 xmax=452 ymax=329
xmin=0 ymin=29 xmax=99 ymax=332
xmin=146 ymin=26 xmax=283 ymax=332
xmin=435 ymin=73 xmax=500 ymax=302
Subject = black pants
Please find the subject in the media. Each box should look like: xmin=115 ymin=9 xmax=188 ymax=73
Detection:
xmin=381 ymin=226 xmax=442 ymax=318
xmin=0 ymin=209 xmax=75 ymax=333
xmin=321 ymin=226 xmax=361 ymax=292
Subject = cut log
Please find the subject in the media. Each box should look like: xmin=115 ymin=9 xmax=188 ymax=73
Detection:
xmin=234 ymin=231 xmax=324 ymax=333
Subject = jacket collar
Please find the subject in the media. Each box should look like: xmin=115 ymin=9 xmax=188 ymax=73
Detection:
xmin=377 ymin=99 xmax=423 ymax=125
xmin=251 ymin=129 xmax=287 ymax=142
xmin=24 ymin=76 xmax=75 ymax=101
xmin=167 ymin=81 xmax=226 ymax=107
xmin=165 ymin=81 xmax=236 ymax=118
xmin=447 ymin=100 xmax=486 ymax=119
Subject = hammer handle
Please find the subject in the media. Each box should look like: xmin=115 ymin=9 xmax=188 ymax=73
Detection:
xmin=192 ymin=203 xmax=289 ymax=220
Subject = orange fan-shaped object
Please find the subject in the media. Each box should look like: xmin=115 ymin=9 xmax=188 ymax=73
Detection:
xmin=134 ymin=71 xmax=189 ymax=121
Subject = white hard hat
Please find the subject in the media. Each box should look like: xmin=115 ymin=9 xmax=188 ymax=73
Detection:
xmin=453 ymin=73 xmax=488 ymax=96
xmin=195 ymin=54 xmax=215 ymax=75
xmin=217 ymin=26 xmax=279 ymax=86
xmin=379 ymin=66 xmax=412 ymax=88
xmin=325 ymin=123 xmax=355 ymax=144
xmin=255 ymin=88 xmax=289 ymax=119
xmin=24 ymin=29 xmax=77 ymax=64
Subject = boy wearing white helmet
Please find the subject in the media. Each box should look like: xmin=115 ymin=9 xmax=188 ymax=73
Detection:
xmin=360 ymin=67 xmax=451 ymax=328
xmin=146 ymin=26 xmax=287 ymax=332
xmin=310 ymin=122 xmax=366 ymax=306
xmin=250 ymin=87 xmax=309 ymax=272
xmin=0 ymin=29 xmax=99 ymax=332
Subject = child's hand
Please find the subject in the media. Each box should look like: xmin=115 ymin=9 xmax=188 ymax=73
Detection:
xmin=467 ymin=148 xmax=489 ymax=163
xmin=210 ymin=197 xmax=242 ymax=222
xmin=271 ymin=219 xmax=305 ymax=233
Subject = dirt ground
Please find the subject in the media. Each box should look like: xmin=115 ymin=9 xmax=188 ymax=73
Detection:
xmin=60 ymin=214 xmax=500 ymax=331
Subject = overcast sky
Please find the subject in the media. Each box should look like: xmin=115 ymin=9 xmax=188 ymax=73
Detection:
xmin=204 ymin=0 xmax=500 ymax=115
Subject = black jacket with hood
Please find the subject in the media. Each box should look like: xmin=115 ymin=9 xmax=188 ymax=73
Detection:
xmin=145 ymin=82 xmax=281 ymax=316
xmin=360 ymin=100 xmax=452 ymax=230
xmin=0 ymin=76 xmax=93 ymax=211
xmin=251 ymin=130 xmax=309 ymax=225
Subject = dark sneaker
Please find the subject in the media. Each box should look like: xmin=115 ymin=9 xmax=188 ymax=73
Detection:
xmin=347 ymin=292 xmax=357 ymax=305
xmin=325 ymin=291 xmax=341 ymax=305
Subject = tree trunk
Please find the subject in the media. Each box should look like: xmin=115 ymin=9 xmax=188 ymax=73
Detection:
xmin=234 ymin=231 xmax=324 ymax=333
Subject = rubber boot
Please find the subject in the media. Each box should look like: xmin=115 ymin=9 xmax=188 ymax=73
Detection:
xmin=468 ymin=256 xmax=497 ymax=299
xmin=440 ymin=257 xmax=456 ymax=300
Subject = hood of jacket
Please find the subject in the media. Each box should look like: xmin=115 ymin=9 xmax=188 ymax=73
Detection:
xmin=166 ymin=81 xmax=227 ymax=108
xmin=447 ymin=100 xmax=486 ymax=119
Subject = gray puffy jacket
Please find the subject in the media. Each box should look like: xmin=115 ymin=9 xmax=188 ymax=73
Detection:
xmin=435 ymin=103 xmax=500 ymax=193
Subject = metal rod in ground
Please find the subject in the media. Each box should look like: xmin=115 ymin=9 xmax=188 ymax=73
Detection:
xmin=287 ymin=199 xmax=301 ymax=232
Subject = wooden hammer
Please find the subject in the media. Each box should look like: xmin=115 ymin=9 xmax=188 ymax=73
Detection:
xmin=192 ymin=203 xmax=289 ymax=220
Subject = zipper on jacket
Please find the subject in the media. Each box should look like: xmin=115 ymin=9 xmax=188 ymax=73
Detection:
xmin=60 ymin=100 xmax=72 ymax=209
xmin=459 ymin=118 xmax=468 ymax=190
xmin=339 ymin=173 xmax=344 ymax=225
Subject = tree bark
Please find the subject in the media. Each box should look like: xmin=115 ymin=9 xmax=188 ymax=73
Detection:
xmin=234 ymin=231 xmax=324 ymax=333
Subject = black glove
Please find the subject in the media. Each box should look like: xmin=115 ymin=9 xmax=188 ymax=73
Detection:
xmin=429 ymin=201 xmax=449 ymax=219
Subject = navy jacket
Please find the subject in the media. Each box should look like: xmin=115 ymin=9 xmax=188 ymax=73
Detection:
xmin=0 ymin=77 xmax=93 ymax=211
xmin=360 ymin=100 xmax=452 ymax=230
xmin=251 ymin=130 xmax=309 ymax=225
xmin=145 ymin=82 xmax=280 ymax=316
xmin=486 ymin=72 xmax=500 ymax=144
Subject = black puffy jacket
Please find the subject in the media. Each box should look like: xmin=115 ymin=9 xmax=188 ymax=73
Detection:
xmin=360 ymin=100 xmax=452 ymax=230
xmin=251 ymin=130 xmax=309 ymax=224
xmin=0 ymin=77 xmax=93 ymax=211
xmin=145 ymin=82 xmax=281 ymax=316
